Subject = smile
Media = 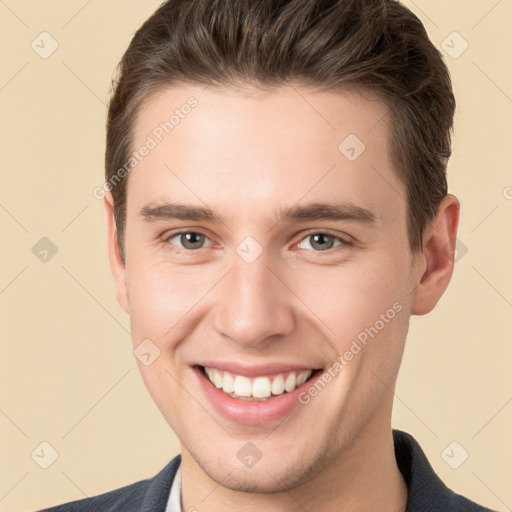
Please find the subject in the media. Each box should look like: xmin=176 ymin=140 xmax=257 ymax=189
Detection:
xmin=201 ymin=366 xmax=314 ymax=400
xmin=194 ymin=362 xmax=323 ymax=424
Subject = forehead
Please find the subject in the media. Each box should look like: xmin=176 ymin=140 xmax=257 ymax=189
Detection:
xmin=127 ymin=84 xmax=404 ymax=228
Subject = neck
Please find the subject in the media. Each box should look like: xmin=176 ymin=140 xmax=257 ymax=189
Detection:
xmin=180 ymin=402 xmax=407 ymax=512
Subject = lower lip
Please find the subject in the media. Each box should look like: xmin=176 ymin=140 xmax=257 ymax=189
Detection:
xmin=194 ymin=366 xmax=320 ymax=426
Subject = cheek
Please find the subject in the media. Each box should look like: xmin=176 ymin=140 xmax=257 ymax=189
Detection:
xmin=290 ymin=253 xmax=411 ymax=350
xmin=125 ymin=244 xmax=412 ymax=355
xmin=125 ymin=261 xmax=213 ymax=344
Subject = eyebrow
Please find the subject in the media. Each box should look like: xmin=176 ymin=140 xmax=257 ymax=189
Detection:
xmin=277 ymin=202 xmax=376 ymax=225
xmin=139 ymin=201 xmax=377 ymax=226
xmin=140 ymin=202 xmax=222 ymax=223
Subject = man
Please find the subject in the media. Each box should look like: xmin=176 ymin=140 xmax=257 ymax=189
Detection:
xmin=40 ymin=0 xmax=494 ymax=510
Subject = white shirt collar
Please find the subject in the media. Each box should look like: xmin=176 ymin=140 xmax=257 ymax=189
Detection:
xmin=164 ymin=462 xmax=182 ymax=512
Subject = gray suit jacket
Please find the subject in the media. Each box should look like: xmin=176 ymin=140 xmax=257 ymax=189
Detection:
xmin=38 ymin=430 xmax=495 ymax=511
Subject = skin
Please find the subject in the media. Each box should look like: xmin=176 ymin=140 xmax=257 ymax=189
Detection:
xmin=104 ymin=84 xmax=459 ymax=512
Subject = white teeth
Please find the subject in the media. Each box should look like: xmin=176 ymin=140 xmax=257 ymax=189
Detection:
xmin=204 ymin=367 xmax=314 ymax=400
xmin=222 ymin=372 xmax=234 ymax=393
xmin=296 ymin=370 xmax=311 ymax=386
xmin=252 ymin=377 xmax=272 ymax=398
xmin=233 ymin=375 xmax=252 ymax=397
xmin=213 ymin=371 xmax=223 ymax=389
xmin=271 ymin=374 xmax=285 ymax=395
xmin=284 ymin=372 xmax=296 ymax=392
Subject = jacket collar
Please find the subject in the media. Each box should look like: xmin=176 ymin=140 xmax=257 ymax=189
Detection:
xmin=141 ymin=430 xmax=489 ymax=511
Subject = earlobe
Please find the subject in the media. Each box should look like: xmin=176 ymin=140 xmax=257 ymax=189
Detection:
xmin=103 ymin=191 xmax=130 ymax=314
xmin=410 ymin=195 xmax=460 ymax=316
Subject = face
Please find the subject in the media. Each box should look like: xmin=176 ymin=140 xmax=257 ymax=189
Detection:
xmin=106 ymin=84 xmax=429 ymax=492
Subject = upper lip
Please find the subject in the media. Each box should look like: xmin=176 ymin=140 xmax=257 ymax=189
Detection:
xmin=196 ymin=361 xmax=321 ymax=378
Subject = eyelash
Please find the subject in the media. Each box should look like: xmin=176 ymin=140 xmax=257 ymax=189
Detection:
xmin=161 ymin=230 xmax=353 ymax=255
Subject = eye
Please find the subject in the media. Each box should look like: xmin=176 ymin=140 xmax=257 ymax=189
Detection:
xmin=296 ymin=232 xmax=348 ymax=251
xmin=165 ymin=231 xmax=213 ymax=251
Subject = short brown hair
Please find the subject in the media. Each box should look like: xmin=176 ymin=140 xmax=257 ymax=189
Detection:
xmin=105 ymin=0 xmax=455 ymax=262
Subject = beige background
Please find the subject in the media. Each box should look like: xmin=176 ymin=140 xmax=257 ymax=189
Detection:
xmin=0 ymin=1 xmax=511 ymax=511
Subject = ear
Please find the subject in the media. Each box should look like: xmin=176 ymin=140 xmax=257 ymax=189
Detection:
xmin=103 ymin=190 xmax=130 ymax=313
xmin=410 ymin=194 xmax=460 ymax=315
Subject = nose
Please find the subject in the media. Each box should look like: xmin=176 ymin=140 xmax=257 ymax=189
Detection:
xmin=211 ymin=253 xmax=295 ymax=348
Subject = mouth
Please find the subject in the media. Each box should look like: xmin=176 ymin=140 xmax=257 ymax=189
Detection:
xmin=197 ymin=364 xmax=322 ymax=401
xmin=193 ymin=362 xmax=324 ymax=425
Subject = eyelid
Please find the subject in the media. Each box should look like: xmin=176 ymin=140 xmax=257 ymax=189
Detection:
xmin=295 ymin=229 xmax=354 ymax=248
xmin=162 ymin=228 xmax=354 ymax=254
xmin=163 ymin=229 xmax=214 ymax=252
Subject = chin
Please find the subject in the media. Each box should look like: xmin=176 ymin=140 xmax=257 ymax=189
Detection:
xmin=186 ymin=436 xmax=332 ymax=494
